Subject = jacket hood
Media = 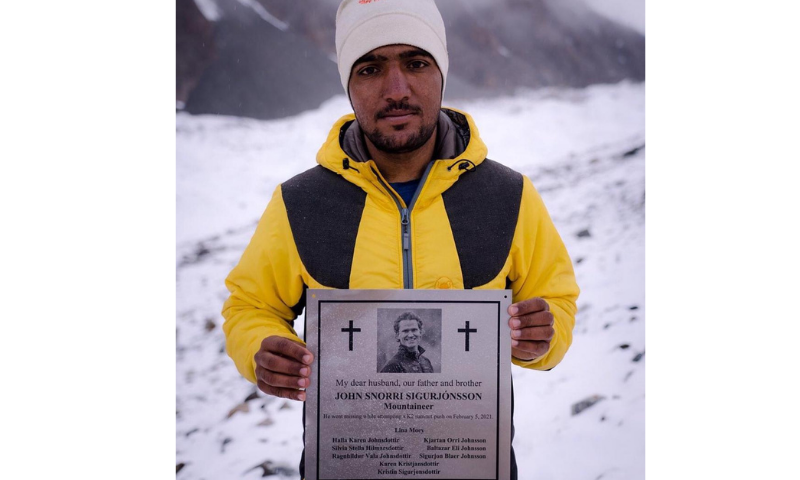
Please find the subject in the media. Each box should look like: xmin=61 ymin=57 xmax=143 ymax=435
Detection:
xmin=315 ymin=107 xmax=489 ymax=208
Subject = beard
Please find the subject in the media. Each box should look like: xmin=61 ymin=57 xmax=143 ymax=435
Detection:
xmin=363 ymin=101 xmax=438 ymax=154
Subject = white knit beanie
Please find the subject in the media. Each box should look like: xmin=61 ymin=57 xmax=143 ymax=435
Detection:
xmin=335 ymin=0 xmax=448 ymax=96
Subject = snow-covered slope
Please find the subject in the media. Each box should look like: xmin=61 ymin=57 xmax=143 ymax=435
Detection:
xmin=176 ymin=80 xmax=645 ymax=479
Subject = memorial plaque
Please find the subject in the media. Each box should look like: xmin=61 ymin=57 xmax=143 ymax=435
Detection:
xmin=305 ymin=289 xmax=512 ymax=480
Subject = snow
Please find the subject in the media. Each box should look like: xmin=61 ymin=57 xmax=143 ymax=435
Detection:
xmin=193 ymin=0 xmax=221 ymax=22
xmin=177 ymin=80 xmax=645 ymax=479
xmin=237 ymin=0 xmax=289 ymax=31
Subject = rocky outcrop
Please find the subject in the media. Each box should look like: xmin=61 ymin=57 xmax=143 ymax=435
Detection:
xmin=176 ymin=0 xmax=216 ymax=107
xmin=182 ymin=0 xmax=343 ymax=119
xmin=443 ymin=0 xmax=645 ymax=90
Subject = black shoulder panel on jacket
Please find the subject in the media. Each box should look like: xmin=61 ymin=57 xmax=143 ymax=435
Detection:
xmin=281 ymin=166 xmax=366 ymax=289
xmin=442 ymin=159 xmax=523 ymax=289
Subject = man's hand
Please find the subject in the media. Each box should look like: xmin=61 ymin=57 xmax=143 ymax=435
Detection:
xmin=508 ymin=297 xmax=554 ymax=361
xmin=254 ymin=336 xmax=314 ymax=401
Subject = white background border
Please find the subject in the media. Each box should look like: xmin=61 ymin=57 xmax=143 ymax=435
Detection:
xmin=3 ymin=1 xmax=800 ymax=479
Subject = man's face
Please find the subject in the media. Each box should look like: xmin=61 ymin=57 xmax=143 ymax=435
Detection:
xmin=348 ymin=44 xmax=443 ymax=154
xmin=396 ymin=319 xmax=422 ymax=349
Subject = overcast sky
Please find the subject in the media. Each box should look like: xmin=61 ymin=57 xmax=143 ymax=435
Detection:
xmin=582 ymin=0 xmax=644 ymax=34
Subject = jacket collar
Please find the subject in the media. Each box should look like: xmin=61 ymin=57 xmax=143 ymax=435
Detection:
xmin=315 ymin=107 xmax=489 ymax=209
xmin=396 ymin=344 xmax=426 ymax=359
xmin=340 ymin=110 xmax=468 ymax=164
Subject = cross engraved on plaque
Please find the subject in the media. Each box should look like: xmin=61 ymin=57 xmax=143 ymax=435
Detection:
xmin=341 ymin=320 xmax=361 ymax=351
xmin=458 ymin=320 xmax=478 ymax=352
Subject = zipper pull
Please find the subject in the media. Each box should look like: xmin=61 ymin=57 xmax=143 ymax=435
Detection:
xmin=401 ymin=208 xmax=410 ymax=226
xmin=401 ymin=208 xmax=410 ymax=251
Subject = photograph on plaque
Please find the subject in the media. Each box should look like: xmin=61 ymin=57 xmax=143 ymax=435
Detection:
xmin=377 ymin=308 xmax=442 ymax=374
xmin=305 ymin=289 xmax=512 ymax=480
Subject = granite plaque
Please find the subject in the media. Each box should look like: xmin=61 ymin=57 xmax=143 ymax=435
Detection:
xmin=305 ymin=289 xmax=512 ymax=480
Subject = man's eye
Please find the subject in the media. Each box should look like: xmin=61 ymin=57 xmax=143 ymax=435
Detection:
xmin=358 ymin=66 xmax=378 ymax=76
xmin=408 ymin=60 xmax=429 ymax=69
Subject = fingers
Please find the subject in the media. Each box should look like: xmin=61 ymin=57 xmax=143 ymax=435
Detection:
xmin=509 ymin=310 xmax=554 ymax=349
xmin=255 ymin=336 xmax=314 ymax=402
xmin=255 ymin=350 xmax=310 ymax=377
xmin=509 ymin=323 xmax=553 ymax=360
xmin=508 ymin=303 xmax=554 ymax=362
xmin=509 ymin=310 xmax=554 ymax=329
xmin=256 ymin=366 xmax=310 ymax=389
xmin=254 ymin=363 xmax=310 ymax=402
xmin=508 ymin=297 xmax=549 ymax=316
xmin=262 ymin=336 xmax=313 ymax=365
xmin=257 ymin=379 xmax=307 ymax=402
xmin=511 ymin=324 xmax=555 ymax=342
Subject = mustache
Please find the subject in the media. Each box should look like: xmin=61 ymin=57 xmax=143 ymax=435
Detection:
xmin=376 ymin=101 xmax=422 ymax=119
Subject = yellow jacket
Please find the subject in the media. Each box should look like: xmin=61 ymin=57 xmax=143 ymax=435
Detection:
xmin=223 ymin=108 xmax=579 ymax=384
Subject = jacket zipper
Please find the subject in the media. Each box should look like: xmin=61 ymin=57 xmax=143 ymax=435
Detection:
xmin=370 ymin=162 xmax=435 ymax=289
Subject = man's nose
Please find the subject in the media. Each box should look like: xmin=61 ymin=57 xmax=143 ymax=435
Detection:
xmin=383 ymin=65 xmax=411 ymax=102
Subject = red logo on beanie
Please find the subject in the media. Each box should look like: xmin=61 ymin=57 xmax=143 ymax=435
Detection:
xmin=358 ymin=0 xmax=384 ymax=4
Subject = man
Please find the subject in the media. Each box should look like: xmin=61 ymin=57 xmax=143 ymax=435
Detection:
xmin=222 ymin=0 xmax=580 ymax=477
xmin=380 ymin=312 xmax=434 ymax=373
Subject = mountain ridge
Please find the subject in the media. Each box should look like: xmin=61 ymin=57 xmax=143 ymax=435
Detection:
xmin=177 ymin=0 xmax=645 ymax=119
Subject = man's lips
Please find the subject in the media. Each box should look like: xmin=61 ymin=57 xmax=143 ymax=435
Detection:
xmin=380 ymin=112 xmax=416 ymax=125
xmin=378 ymin=109 xmax=419 ymax=120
